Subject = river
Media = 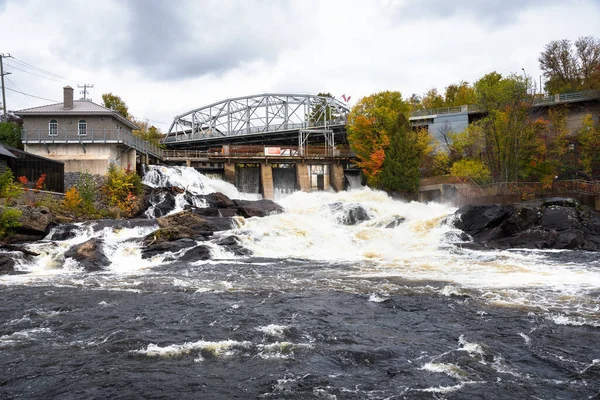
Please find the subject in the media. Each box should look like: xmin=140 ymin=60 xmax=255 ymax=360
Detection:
xmin=1 ymin=166 xmax=599 ymax=399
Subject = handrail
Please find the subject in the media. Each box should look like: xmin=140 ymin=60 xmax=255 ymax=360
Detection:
xmin=409 ymin=90 xmax=600 ymax=119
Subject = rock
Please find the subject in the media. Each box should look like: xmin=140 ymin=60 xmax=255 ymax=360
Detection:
xmin=64 ymin=238 xmax=110 ymax=272
xmin=0 ymin=254 xmax=24 ymax=275
xmin=540 ymin=206 xmax=581 ymax=231
xmin=13 ymin=205 xmax=54 ymax=237
xmin=85 ymin=219 xmax=158 ymax=232
xmin=180 ymin=245 xmax=212 ymax=261
xmin=146 ymin=189 xmax=177 ymax=218
xmin=385 ymin=217 xmax=406 ymax=229
xmin=215 ymin=235 xmax=238 ymax=246
xmin=141 ymin=237 xmax=197 ymax=259
xmin=157 ymin=211 xmax=214 ymax=231
xmin=185 ymin=205 xmax=220 ymax=217
xmin=48 ymin=224 xmax=79 ymax=241
xmin=234 ymin=199 xmax=284 ymax=218
xmin=452 ymin=200 xmax=600 ymax=251
xmin=142 ymin=226 xmax=197 ymax=245
xmin=203 ymin=192 xmax=237 ymax=209
xmin=328 ymin=202 xmax=371 ymax=225
xmin=454 ymin=204 xmax=513 ymax=234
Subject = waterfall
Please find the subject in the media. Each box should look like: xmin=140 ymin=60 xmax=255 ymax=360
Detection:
xmin=236 ymin=166 xmax=260 ymax=194
xmin=273 ymin=166 xmax=297 ymax=199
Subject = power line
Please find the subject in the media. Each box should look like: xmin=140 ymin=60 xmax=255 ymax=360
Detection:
xmin=5 ymin=61 xmax=72 ymax=84
xmin=10 ymin=56 xmax=84 ymax=84
xmin=5 ymin=86 xmax=59 ymax=103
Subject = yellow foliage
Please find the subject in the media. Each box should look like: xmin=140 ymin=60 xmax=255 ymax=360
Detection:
xmin=63 ymin=187 xmax=82 ymax=211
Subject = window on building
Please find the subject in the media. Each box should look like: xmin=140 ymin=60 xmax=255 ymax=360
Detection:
xmin=49 ymin=119 xmax=58 ymax=136
xmin=78 ymin=119 xmax=87 ymax=136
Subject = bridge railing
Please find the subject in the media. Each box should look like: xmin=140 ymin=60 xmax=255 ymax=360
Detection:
xmin=21 ymin=128 xmax=164 ymax=159
xmin=410 ymin=90 xmax=599 ymax=119
xmin=455 ymin=179 xmax=600 ymax=198
xmin=162 ymin=145 xmax=354 ymax=159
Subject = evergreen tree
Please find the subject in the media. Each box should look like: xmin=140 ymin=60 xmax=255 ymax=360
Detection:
xmin=379 ymin=114 xmax=423 ymax=193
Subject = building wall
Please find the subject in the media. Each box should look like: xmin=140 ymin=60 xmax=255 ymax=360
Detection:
xmin=21 ymin=115 xmax=132 ymax=138
xmin=24 ymin=143 xmax=136 ymax=175
xmin=429 ymin=113 xmax=469 ymax=147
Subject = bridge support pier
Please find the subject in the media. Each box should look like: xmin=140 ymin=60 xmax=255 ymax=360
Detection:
xmin=186 ymin=159 xmax=191 ymax=167
xmin=330 ymin=164 xmax=345 ymax=192
xmin=297 ymin=163 xmax=310 ymax=192
xmin=224 ymin=162 xmax=236 ymax=185
xmin=260 ymin=163 xmax=274 ymax=200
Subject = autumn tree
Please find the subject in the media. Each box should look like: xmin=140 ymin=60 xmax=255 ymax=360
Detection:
xmin=578 ymin=114 xmax=600 ymax=177
xmin=444 ymin=81 xmax=476 ymax=107
xmin=102 ymin=93 xmax=129 ymax=119
xmin=539 ymin=36 xmax=600 ymax=93
xmin=379 ymin=114 xmax=430 ymax=193
xmin=420 ymin=88 xmax=445 ymax=110
xmin=347 ymin=91 xmax=411 ymax=187
xmin=471 ymin=72 xmax=545 ymax=182
xmin=132 ymin=119 xmax=165 ymax=148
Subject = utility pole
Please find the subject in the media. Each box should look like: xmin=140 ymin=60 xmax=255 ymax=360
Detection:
xmin=77 ymin=83 xmax=94 ymax=101
xmin=0 ymin=53 xmax=12 ymax=121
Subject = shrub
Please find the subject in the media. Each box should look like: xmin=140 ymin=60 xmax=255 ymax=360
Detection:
xmin=76 ymin=172 xmax=96 ymax=213
xmin=0 ymin=207 xmax=22 ymax=238
xmin=102 ymin=164 xmax=142 ymax=216
xmin=0 ymin=168 xmax=22 ymax=205
xmin=63 ymin=187 xmax=82 ymax=212
xmin=450 ymin=159 xmax=492 ymax=185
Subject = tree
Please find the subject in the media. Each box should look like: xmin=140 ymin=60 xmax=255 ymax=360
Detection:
xmin=102 ymin=93 xmax=129 ymax=119
xmin=450 ymin=159 xmax=492 ymax=184
xmin=0 ymin=122 xmax=23 ymax=149
xmin=578 ymin=114 xmax=600 ymax=177
xmin=539 ymin=36 xmax=600 ymax=93
xmin=346 ymin=91 xmax=411 ymax=187
xmin=444 ymin=81 xmax=476 ymax=107
xmin=132 ymin=119 xmax=165 ymax=148
xmin=420 ymin=88 xmax=445 ymax=109
xmin=308 ymin=92 xmax=341 ymax=125
xmin=472 ymin=72 xmax=544 ymax=182
xmin=379 ymin=114 xmax=429 ymax=193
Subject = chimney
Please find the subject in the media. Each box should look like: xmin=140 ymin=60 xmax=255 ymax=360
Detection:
xmin=63 ymin=86 xmax=74 ymax=109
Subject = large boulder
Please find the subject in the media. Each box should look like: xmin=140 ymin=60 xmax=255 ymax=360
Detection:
xmin=64 ymin=238 xmax=110 ymax=272
xmin=328 ymin=202 xmax=371 ymax=225
xmin=48 ymin=224 xmax=80 ymax=241
xmin=180 ymin=245 xmax=212 ymax=261
xmin=13 ymin=205 xmax=54 ymax=237
xmin=202 ymin=192 xmax=237 ymax=209
xmin=452 ymin=198 xmax=600 ymax=251
xmin=233 ymin=199 xmax=284 ymax=218
xmin=145 ymin=190 xmax=177 ymax=218
xmin=141 ymin=237 xmax=197 ymax=259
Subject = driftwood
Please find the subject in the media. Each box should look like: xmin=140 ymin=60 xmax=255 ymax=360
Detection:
xmin=0 ymin=242 xmax=39 ymax=257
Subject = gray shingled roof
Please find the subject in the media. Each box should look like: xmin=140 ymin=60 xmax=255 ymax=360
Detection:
xmin=15 ymin=101 xmax=139 ymax=130
xmin=0 ymin=143 xmax=16 ymax=158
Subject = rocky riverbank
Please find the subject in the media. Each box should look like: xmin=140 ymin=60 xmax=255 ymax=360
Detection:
xmin=452 ymin=197 xmax=600 ymax=251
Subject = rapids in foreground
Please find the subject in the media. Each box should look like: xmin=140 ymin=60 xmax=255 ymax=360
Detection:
xmin=1 ymin=166 xmax=599 ymax=399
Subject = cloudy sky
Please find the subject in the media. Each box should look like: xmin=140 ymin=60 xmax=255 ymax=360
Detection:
xmin=0 ymin=0 xmax=598 ymax=131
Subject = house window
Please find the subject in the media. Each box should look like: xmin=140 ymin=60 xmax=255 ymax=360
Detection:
xmin=49 ymin=119 xmax=58 ymax=136
xmin=78 ymin=119 xmax=87 ymax=136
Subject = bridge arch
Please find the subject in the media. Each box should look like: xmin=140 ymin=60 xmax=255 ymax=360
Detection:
xmin=165 ymin=93 xmax=349 ymax=146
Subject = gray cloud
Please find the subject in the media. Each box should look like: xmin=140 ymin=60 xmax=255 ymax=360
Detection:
xmin=389 ymin=0 xmax=565 ymax=26
xmin=52 ymin=0 xmax=311 ymax=81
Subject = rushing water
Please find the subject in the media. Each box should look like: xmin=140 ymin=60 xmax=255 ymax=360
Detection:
xmin=1 ymin=167 xmax=600 ymax=399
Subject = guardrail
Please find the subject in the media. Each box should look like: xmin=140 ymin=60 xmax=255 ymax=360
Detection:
xmin=456 ymin=180 xmax=600 ymax=198
xmin=21 ymin=129 xmax=164 ymax=159
xmin=410 ymin=90 xmax=600 ymax=119
xmin=162 ymin=145 xmax=355 ymax=160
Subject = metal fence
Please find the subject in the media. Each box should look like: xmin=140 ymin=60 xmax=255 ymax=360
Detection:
xmin=21 ymin=129 xmax=164 ymax=159
xmin=7 ymin=147 xmax=65 ymax=193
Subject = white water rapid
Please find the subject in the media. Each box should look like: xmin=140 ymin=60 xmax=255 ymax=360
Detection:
xmin=2 ymin=166 xmax=600 ymax=327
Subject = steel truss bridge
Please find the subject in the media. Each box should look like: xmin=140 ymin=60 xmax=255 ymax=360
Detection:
xmin=164 ymin=93 xmax=350 ymax=151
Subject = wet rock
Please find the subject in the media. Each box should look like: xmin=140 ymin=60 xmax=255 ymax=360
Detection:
xmin=234 ymin=199 xmax=284 ymax=218
xmin=141 ymin=237 xmax=197 ymax=259
xmin=85 ymin=219 xmax=157 ymax=232
xmin=453 ymin=198 xmax=600 ymax=251
xmin=329 ymin=202 xmax=371 ymax=225
xmin=202 ymin=192 xmax=237 ymax=209
xmin=215 ymin=235 xmax=238 ymax=246
xmin=185 ymin=205 xmax=220 ymax=217
xmin=146 ymin=190 xmax=176 ymax=218
xmin=64 ymin=238 xmax=110 ymax=272
xmin=454 ymin=204 xmax=513 ymax=234
xmin=157 ymin=211 xmax=215 ymax=232
xmin=0 ymin=254 xmax=25 ymax=275
xmin=48 ymin=224 xmax=79 ymax=241
xmin=540 ymin=206 xmax=581 ymax=231
xmin=385 ymin=217 xmax=406 ymax=229
xmin=180 ymin=245 xmax=212 ymax=261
